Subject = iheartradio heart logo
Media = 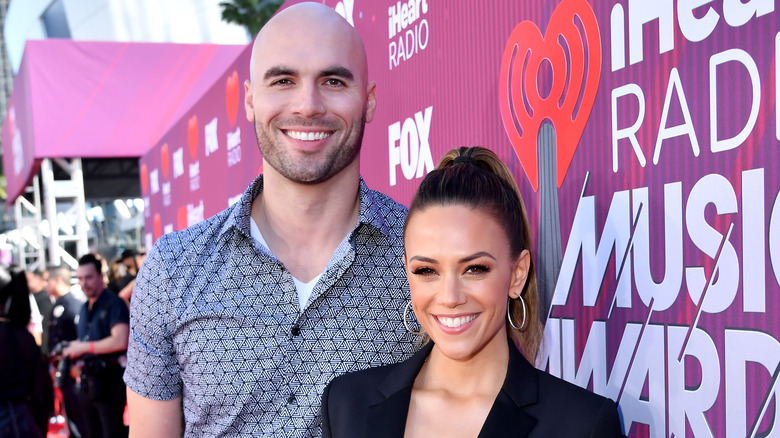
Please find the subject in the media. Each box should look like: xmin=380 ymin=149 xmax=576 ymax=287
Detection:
xmin=177 ymin=206 xmax=188 ymax=231
xmin=499 ymin=0 xmax=601 ymax=191
xmin=140 ymin=164 xmax=149 ymax=195
xmin=161 ymin=143 xmax=170 ymax=178
xmin=226 ymin=70 xmax=239 ymax=127
xmin=7 ymin=106 xmax=14 ymax=138
xmin=153 ymin=214 xmax=162 ymax=241
xmin=188 ymin=115 xmax=198 ymax=159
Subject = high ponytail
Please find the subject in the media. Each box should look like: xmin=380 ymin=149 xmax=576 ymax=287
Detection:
xmin=404 ymin=146 xmax=543 ymax=361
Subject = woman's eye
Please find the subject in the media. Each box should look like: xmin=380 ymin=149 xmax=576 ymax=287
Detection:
xmin=412 ymin=267 xmax=435 ymax=276
xmin=465 ymin=264 xmax=490 ymax=274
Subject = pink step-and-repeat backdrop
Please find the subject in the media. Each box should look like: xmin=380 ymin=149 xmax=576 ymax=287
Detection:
xmin=140 ymin=1 xmax=780 ymax=436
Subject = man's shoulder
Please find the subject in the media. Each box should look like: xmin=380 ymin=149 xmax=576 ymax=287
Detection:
xmin=99 ymin=288 xmax=127 ymax=307
xmin=363 ymin=185 xmax=408 ymax=215
xmin=34 ymin=289 xmax=52 ymax=307
xmin=59 ymin=293 xmax=82 ymax=310
xmin=358 ymin=182 xmax=408 ymax=240
xmin=152 ymin=201 xmax=241 ymax=260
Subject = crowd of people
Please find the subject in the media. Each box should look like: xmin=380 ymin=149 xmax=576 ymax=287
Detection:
xmin=0 ymin=249 xmax=144 ymax=438
xmin=3 ymin=3 xmax=625 ymax=438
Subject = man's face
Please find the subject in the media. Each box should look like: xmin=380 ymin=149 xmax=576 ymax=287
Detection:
xmin=244 ymin=8 xmax=376 ymax=185
xmin=25 ymin=271 xmax=45 ymax=292
xmin=45 ymin=272 xmax=58 ymax=296
xmin=76 ymin=264 xmax=104 ymax=299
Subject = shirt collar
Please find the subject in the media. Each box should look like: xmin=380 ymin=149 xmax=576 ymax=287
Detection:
xmin=219 ymin=174 xmax=397 ymax=240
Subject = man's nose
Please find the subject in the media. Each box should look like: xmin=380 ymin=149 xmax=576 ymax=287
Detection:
xmin=290 ymin=83 xmax=326 ymax=118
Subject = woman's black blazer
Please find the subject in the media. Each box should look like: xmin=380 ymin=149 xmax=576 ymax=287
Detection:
xmin=322 ymin=341 xmax=625 ymax=437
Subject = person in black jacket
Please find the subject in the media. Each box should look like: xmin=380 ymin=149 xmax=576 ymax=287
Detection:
xmin=46 ymin=264 xmax=87 ymax=438
xmin=322 ymin=147 xmax=625 ymax=437
xmin=0 ymin=265 xmax=53 ymax=438
xmin=26 ymin=269 xmax=53 ymax=354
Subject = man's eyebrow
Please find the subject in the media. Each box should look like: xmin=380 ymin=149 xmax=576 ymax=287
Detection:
xmin=263 ymin=66 xmax=297 ymax=80
xmin=321 ymin=66 xmax=354 ymax=81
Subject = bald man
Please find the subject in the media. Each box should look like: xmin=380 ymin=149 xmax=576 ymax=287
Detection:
xmin=125 ymin=3 xmax=416 ymax=436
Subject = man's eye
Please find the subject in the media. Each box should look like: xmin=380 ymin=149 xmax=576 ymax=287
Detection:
xmin=271 ymin=78 xmax=292 ymax=86
xmin=325 ymin=78 xmax=345 ymax=87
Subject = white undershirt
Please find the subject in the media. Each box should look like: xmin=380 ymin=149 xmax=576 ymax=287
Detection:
xmin=250 ymin=219 xmax=323 ymax=312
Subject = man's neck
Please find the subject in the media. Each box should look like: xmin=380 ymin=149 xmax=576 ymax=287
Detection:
xmin=251 ymin=166 xmax=361 ymax=282
xmin=87 ymin=288 xmax=104 ymax=308
xmin=55 ymin=287 xmax=69 ymax=299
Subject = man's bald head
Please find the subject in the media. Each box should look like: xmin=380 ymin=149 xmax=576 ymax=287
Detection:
xmin=242 ymin=1 xmax=377 ymax=185
xmin=248 ymin=2 xmax=369 ymax=87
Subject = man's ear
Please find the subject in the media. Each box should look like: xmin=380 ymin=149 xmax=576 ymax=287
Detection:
xmin=364 ymin=81 xmax=377 ymax=123
xmin=508 ymin=250 xmax=530 ymax=299
xmin=244 ymin=80 xmax=255 ymax=123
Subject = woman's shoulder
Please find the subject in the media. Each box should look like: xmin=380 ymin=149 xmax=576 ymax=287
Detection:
xmin=527 ymin=369 xmax=624 ymax=436
xmin=325 ymin=361 xmax=403 ymax=402
xmin=534 ymin=369 xmax=615 ymax=406
xmin=327 ymin=342 xmax=431 ymax=397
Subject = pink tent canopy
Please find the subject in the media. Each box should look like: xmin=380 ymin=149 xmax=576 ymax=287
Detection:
xmin=1 ymin=39 xmax=247 ymax=203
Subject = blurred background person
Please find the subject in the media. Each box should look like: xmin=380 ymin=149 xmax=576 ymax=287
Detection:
xmin=106 ymin=258 xmax=127 ymax=294
xmin=47 ymin=264 xmax=87 ymax=438
xmin=117 ymin=249 xmax=141 ymax=291
xmin=1 ymin=265 xmax=53 ymax=438
xmin=117 ymin=249 xmax=144 ymax=303
xmin=63 ymin=254 xmax=129 ymax=438
xmin=25 ymin=269 xmax=52 ymax=352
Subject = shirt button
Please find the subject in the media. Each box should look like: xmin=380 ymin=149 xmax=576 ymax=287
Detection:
xmin=291 ymin=325 xmax=300 ymax=336
xmin=287 ymin=394 xmax=296 ymax=404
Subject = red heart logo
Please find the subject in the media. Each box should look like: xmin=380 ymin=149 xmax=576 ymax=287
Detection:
xmin=188 ymin=116 xmax=198 ymax=159
xmin=177 ymin=206 xmax=188 ymax=230
xmin=161 ymin=143 xmax=170 ymax=178
xmin=153 ymin=214 xmax=162 ymax=241
xmin=140 ymin=164 xmax=149 ymax=195
xmin=7 ymin=106 xmax=14 ymax=138
xmin=499 ymin=0 xmax=601 ymax=191
xmin=226 ymin=71 xmax=239 ymax=127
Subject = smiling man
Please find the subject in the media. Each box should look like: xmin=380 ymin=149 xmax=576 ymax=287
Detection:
xmin=124 ymin=3 xmax=416 ymax=437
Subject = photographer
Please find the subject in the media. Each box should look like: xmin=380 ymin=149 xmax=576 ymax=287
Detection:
xmin=63 ymin=254 xmax=129 ymax=438
xmin=46 ymin=265 xmax=86 ymax=437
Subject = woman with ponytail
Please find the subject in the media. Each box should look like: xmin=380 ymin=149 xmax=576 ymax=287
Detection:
xmin=322 ymin=147 xmax=624 ymax=437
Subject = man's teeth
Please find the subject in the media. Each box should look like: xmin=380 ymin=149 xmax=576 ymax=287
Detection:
xmin=437 ymin=315 xmax=477 ymax=328
xmin=286 ymin=131 xmax=330 ymax=141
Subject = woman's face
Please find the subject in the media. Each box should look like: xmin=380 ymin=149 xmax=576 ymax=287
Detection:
xmin=404 ymin=204 xmax=529 ymax=362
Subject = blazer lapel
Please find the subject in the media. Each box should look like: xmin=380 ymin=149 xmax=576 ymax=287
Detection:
xmin=478 ymin=341 xmax=540 ymax=437
xmin=367 ymin=342 xmax=434 ymax=438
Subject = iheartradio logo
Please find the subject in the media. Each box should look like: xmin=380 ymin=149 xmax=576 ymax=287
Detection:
xmin=499 ymin=0 xmax=602 ymax=318
xmin=499 ymin=0 xmax=601 ymax=191
xmin=225 ymin=71 xmax=239 ymax=127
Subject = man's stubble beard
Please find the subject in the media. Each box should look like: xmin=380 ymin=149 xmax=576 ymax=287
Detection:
xmin=254 ymin=114 xmax=366 ymax=185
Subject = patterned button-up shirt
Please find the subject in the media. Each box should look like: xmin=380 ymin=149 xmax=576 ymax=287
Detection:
xmin=125 ymin=176 xmax=417 ymax=437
